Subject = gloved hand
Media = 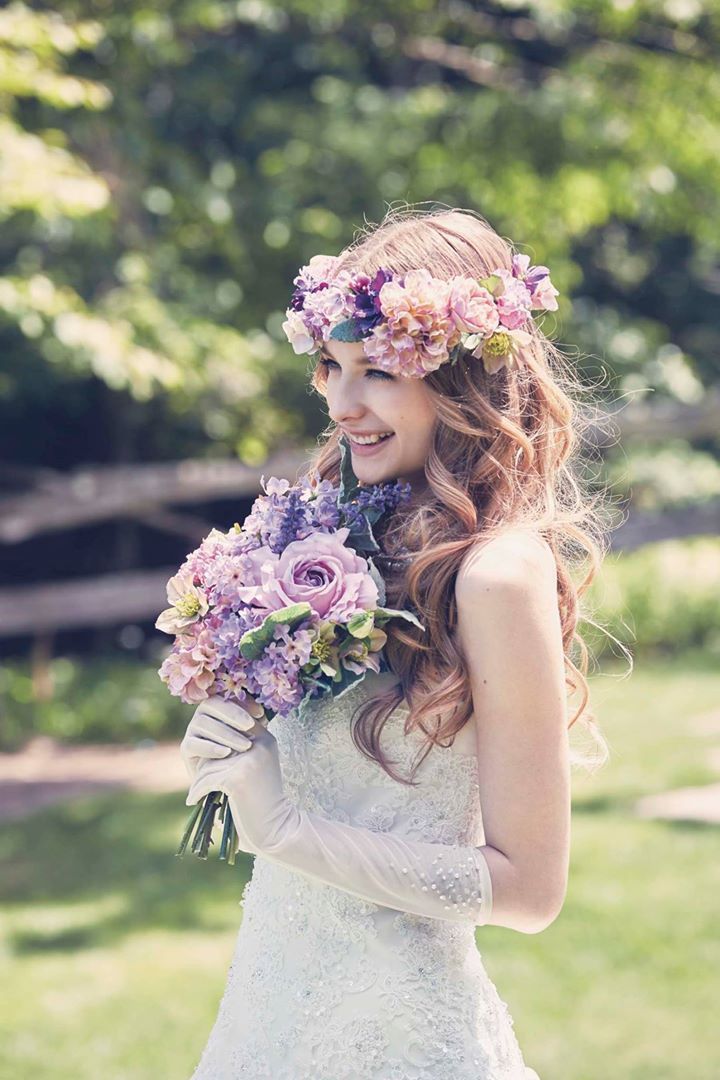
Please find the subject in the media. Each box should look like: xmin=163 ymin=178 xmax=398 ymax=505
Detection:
xmin=182 ymin=695 xmax=297 ymax=855
xmin=184 ymin=695 xmax=494 ymax=927
xmin=180 ymin=694 xmax=265 ymax=795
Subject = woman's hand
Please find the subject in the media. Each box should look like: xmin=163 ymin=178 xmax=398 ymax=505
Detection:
xmin=180 ymin=695 xmax=263 ymax=790
xmin=181 ymin=695 xmax=297 ymax=853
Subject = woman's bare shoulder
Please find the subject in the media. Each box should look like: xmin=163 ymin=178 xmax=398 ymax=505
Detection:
xmin=455 ymin=526 xmax=556 ymax=596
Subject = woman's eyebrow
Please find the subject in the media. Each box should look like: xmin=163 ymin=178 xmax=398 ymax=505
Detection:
xmin=319 ymin=347 xmax=369 ymax=365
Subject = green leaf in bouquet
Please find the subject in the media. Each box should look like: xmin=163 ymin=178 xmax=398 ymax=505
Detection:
xmin=338 ymin=434 xmax=360 ymax=504
xmin=239 ymin=602 xmax=313 ymax=659
xmin=374 ymin=605 xmax=426 ymax=633
xmin=366 ymin=556 xmax=387 ymax=607
xmin=330 ymin=665 xmax=369 ymax=698
xmin=346 ymin=610 xmax=375 ymax=638
xmin=345 ymin=514 xmax=381 ymax=555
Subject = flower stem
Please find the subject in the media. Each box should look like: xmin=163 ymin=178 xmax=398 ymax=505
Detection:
xmin=218 ymin=795 xmax=234 ymax=861
xmin=175 ymin=800 xmax=204 ymax=858
xmin=191 ymin=791 xmax=221 ymax=859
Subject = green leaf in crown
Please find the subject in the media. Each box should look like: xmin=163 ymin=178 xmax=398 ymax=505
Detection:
xmin=329 ymin=318 xmax=364 ymax=342
xmin=477 ymin=273 xmax=502 ymax=295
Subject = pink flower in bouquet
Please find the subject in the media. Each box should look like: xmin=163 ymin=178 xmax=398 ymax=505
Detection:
xmin=235 ymin=526 xmax=379 ymax=621
xmin=159 ymin=626 xmax=219 ymax=704
xmin=155 ymin=571 xmax=210 ymax=635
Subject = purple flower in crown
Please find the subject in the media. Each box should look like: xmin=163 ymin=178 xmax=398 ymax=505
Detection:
xmin=511 ymin=253 xmax=559 ymax=312
xmin=284 ymin=255 xmax=355 ymax=353
xmin=349 ymin=269 xmax=395 ymax=334
xmin=289 ymin=254 xmax=339 ymax=311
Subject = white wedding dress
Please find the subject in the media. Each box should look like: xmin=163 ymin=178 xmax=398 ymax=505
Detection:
xmin=190 ymin=669 xmax=541 ymax=1079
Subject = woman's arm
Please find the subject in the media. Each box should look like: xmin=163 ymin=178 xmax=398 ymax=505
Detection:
xmin=454 ymin=528 xmax=571 ymax=934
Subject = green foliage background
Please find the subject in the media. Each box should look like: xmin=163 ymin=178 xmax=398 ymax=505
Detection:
xmin=2 ymin=0 xmax=718 ymax=477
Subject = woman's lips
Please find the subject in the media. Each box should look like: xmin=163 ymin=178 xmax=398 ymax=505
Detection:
xmin=347 ymin=433 xmax=395 ymax=456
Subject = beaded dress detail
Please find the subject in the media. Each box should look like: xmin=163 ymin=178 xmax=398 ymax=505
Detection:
xmin=190 ymin=669 xmax=540 ymax=1079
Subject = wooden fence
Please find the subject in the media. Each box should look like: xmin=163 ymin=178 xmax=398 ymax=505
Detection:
xmin=1 ymin=392 xmax=718 ymax=638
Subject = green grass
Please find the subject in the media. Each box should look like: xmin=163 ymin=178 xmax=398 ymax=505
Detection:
xmin=1 ymin=652 xmax=719 ymax=1078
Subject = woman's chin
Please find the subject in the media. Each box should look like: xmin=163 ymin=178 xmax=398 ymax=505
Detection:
xmin=353 ymin=459 xmax=394 ymax=483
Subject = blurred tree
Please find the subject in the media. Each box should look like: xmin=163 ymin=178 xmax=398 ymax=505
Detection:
xmin=0 ymin=0 xmax=718 ymax=472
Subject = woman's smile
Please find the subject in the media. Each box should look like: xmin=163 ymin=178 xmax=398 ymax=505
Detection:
xmin=343 ymin=430 xmax=396 ymax=455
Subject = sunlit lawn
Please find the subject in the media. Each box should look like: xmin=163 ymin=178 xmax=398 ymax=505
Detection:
xmin=1 ymin=651 xmax=719 ymax=1079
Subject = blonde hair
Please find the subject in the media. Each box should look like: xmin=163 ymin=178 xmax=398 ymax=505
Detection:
xmin=298 ymin=203 xmax=628 ymax=783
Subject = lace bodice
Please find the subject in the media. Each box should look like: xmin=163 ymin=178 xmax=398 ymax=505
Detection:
xmin=276 ymin=668 xmax=485 ymax=846
xmin=190 ymin=669 xmax=540 ymax=1079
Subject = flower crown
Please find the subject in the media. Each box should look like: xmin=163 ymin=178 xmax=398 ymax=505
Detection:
xmin=282 ymin=252 xmax=559 ymax=379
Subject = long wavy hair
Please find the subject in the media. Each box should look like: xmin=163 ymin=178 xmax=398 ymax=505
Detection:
xmin=296 ymin=203 xmax=626 ymax=784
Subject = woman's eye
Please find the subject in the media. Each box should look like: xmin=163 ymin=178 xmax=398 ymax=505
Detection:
xmin=318 ymin=357 xmax=393 ymax=381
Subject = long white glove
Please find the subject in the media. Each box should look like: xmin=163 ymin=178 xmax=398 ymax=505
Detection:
xmin=258 ymin=800 xmax=494 ymax=925
xmin=184 ymin=696 xmax=493 ymax=926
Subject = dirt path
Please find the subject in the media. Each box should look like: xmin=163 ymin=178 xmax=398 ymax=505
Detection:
xmin=2 ymin=710 xmax=720 ymax=824
xmin=0 ymin=735 xmax=188 ymax=822
xmin=634 ymin=708 xmax=720 ymax=826
xmin=635 ymin=782 xmax=720 ymax=825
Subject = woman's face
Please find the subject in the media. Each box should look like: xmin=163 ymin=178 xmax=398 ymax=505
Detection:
xmin=318 ymin=339 xmax=437 ymax=491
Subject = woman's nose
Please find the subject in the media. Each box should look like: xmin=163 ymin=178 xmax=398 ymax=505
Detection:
xmin=327 ymin=381 xmax=367 ymax=425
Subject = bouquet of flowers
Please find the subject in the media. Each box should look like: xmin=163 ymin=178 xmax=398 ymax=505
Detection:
xmin=156 ymin=439 xmax=423 ymax=864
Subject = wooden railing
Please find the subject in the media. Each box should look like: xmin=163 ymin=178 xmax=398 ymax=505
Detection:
xmin=1 ymin=393 xmax=718 ymax=638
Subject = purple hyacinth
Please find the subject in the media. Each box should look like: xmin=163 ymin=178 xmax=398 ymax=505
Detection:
xmin=340 ymin=478 xmax=412 ymax=533
xmin=272 ymin=487 xmax=315 ymax=552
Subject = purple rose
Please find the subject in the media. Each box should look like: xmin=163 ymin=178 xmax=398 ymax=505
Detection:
xmin=235 ymin=526 xmax=379 ymax=622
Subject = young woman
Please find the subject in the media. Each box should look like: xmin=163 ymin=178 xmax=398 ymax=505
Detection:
xmin=181 ymin=205 xmax=611 ymax=1079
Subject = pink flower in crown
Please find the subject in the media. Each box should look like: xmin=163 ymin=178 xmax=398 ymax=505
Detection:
xmin=283 ymin=256 xmax=353 ymax=354
xmin=448 ymin=277 xmax=501 ymax=337
xmin=472 ymin=327 xmax=534 ymax=375
xmin=302 ymin=275 xmax=354 ymax=340
xmin=529 ymin=275 xmax=559 ymax=312
xmin=282 ymin=309 xmax=316 ymax=355
xmin=363 ymin=269 xmax=460 ymax=377
xmin=492 ymin=270 xmax=533 ymax=330
xmin=304 ymin=253 xmax=340 ymax=282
